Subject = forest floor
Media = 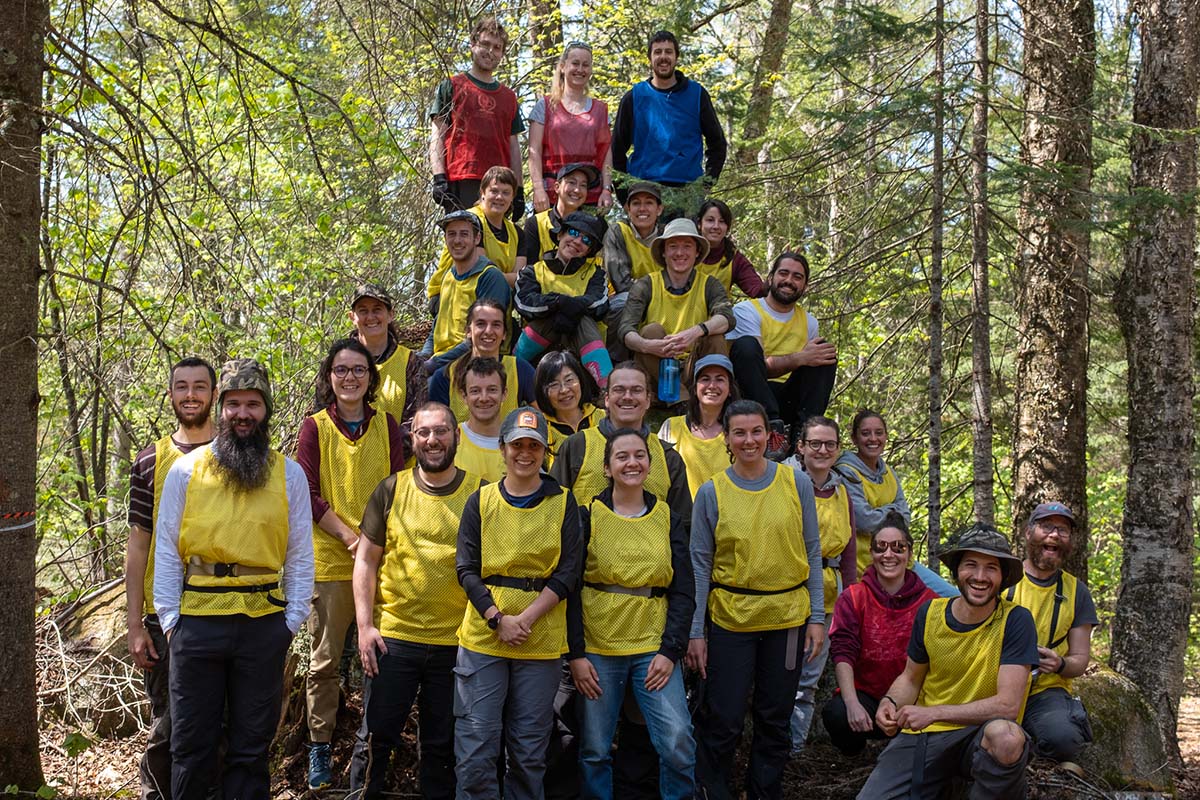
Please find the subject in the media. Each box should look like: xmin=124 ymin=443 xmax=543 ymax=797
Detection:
xmin=39 ymin=694 xmax=1200 ymax=799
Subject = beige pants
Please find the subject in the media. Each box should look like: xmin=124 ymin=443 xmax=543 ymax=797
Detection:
xmin=636 ymin=322 xmax=730 ymax=402
xmin=305 ymin=579 xmax=356 ymax=742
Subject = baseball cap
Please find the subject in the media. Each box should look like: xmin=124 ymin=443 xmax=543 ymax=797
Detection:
xmin=350 ymin=283 xmax=394 ymax=310
xmin=1028 ymin=501 xmax=1076 ymax=527
xmin=499 ymin=406 xmax=549 ymax=448
xmin=438 ymin=209 xmax=483 ymax=232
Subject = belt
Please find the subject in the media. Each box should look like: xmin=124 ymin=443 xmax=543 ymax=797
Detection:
xmin=822 ymin=557 xmax=841 ymax=569
xmin=185 ymin=556 xmax=278 ymax=579
xmin=710 ymin=581 xmax=805 ymax=597
xmin=584 ymin=581 xmax=668 ymax=598
xmin=484 ymin=575 xmax=547 ymax=592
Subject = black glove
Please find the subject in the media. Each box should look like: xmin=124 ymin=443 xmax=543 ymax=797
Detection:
xmin=510 ymin=186 xmax=526 ymax=221
xmin=428 ymin=295 xmax=440 ymax=318
xmin=559 ymin=296 xmax=589 ymax=318
xmin=551 ymin=311 xmax=577 ymax=333
xmin=431 ymin=173 xmax=451 ymax=209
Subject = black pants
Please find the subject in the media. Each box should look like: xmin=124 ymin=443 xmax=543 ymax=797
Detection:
xmin=169 ymin=613 xmax=293 ymax=800
xmin=140 ymin=616 xmax=172 ymax=800
xmin=696 ymin=624 xmax=804 ymax=800
xmin=821 ymin=689 xmax=888 ymax=755
xmin=729 ymin=337 xmax=836 ymax=427
xmin=349 ymin=637 xmax=457 ymax=799
xmin=438 ymin=179 xmax=483 ymax=213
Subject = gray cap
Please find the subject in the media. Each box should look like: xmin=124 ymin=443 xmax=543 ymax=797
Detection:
xmin=938 ymin=523 xmax=1024 ymax=590
xmin=693 ymin=353 xmax=734 ymax=377
xmin=438 ymin=209 xmax=483 ymax=232
xmin=1028 ymin=501 xmax=1076 ymax=528
xmin=499 ymin=406 xmax=549 ymax=448
xmin=651 ymin=217 xmax=710 ymax=267
xmin=624 ymin=181 xmax=663 ymax=204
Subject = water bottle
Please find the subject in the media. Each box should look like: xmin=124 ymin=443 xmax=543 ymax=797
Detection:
xmin=658 ymin=357 xmax=681 ymax=403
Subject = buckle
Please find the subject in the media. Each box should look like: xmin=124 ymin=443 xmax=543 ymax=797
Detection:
xmin=214 ymin=562 xmax=236 ymax=578
xmin=523 ymin=578 xmax=537 ymax=592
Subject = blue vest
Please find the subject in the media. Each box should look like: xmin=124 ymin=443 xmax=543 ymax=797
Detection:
xmin=628 ymin=78 xmax=705 ymax=185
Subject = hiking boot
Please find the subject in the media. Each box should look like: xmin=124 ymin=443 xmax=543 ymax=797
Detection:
xmin=1058 ymin=761 xmax=1085 ymax=778
xmin=766 ymin=420 xmax=790 ymax=462
xmin=308 ymin=742 xmax=332 ymax=790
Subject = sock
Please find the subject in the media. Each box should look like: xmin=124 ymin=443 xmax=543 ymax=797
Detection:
xmin=579 ymin=341 xmax=614 ymax=388
xmin=515 ymin=326 xmax=551 ymax=363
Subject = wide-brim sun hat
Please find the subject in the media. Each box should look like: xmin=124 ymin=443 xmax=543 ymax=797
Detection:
xmin=650 ymin=217 xmax=710 ymax=267
xmin=937 ymin=522 xmax=1024 ymax=590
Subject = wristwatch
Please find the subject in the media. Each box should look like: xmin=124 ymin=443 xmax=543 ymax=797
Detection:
xmin=487 ymin=612 xmax=504 ymax=631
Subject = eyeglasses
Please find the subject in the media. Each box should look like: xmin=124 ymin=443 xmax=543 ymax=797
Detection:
xmin=413 ymin=426 xmax=453 ymax=439
xmin=1037 ymin=522 xmax=1072 ymax=537
xmin=871 ymin=541 xmax=911 ymax=555
xmin=566 ymin=227 xmax=595 ymax=247
xmin=608 ymin=385 xmax=647 ymax=397
xmin=547 ymin=375 xmax=580 ymax=393
xmin=804 ymin=439 xmax=839 ymax=452
xmin=332 ymin=365 xmax=369 ymax=378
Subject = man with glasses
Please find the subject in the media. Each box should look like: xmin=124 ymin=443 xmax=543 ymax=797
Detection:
xmin=728 ymin=252 xmax=837 ymax=460
xmin=1007 ymin=502 xmax=1096 ymax=771
xmin=349 ymin=402 xmax=482 ymax=799
xmin=514 ymin=211 xmax=614 ymax=387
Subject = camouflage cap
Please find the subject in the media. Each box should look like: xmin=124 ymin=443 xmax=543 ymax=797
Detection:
xmin=350 ymin=283 xmax=394 ymax=311
xmin=938 ymin=522 xmax=1024 ymax=590
xmin=216 ymin=358 xmax=273 ymax=417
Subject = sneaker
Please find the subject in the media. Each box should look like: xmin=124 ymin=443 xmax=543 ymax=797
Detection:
xmin=766 ymin=420 xmax=789 ymax=462
xmin=308 ymin=742 xmax=332 ymax=790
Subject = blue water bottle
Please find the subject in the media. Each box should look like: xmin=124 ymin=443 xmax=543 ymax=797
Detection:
xmin=658 ymin=357 xmax=681 ymax=403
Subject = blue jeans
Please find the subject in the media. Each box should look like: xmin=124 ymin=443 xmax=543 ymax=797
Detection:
xmin=577 ymin=653 xmax=695 ymax=800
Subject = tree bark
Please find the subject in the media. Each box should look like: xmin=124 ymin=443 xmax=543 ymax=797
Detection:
xmin=927 ymin=0 xmax=945 ymax=566
xmin=970 ymin=0 xmax=995 ymax=523
xmin=737 ymin=0 xmax=793 ymax=165
xmin=527 ymin=0 xmax=562 ymax=79
xmin=1013 ymin=0 xmax=1094 ymax=576
xmin=1110 ymin=0 xmax=1198 ymax=762
xmin=0 ymin=0 xmax=48 ymax=786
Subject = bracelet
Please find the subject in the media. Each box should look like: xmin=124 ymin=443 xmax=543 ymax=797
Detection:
xmin=1055 ymin=655 xmax=1067 ymax=674
xmin=698 ymin=321 xmax=710 ymax=337
xmin=881 ymin=694 xmax=898 ymax=708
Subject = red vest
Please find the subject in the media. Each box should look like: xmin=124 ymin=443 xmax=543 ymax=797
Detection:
xmin=542 ymin=97 xmax=610 ymax=204
xmin=446 ymin=73 xmax=518 ymax=182
xmin=839 ymin=581 xmax=937 ymax=699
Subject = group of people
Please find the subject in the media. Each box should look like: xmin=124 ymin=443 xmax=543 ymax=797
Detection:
xmin=120 ymin=16 xmax=1098 ymax=800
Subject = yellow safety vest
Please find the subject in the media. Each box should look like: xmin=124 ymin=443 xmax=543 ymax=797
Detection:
xmin=751 ymin=299 xmax=809 ymax=384
xmin=663 ymin=416 xmax=728 ymax=498
xmin=457 ymin=484 xmax=569 ymax=659
xmin=311 ymin=409 xmax=393 ymax=582
xmin=429 ymin=205 xmax=520 ymax=298
xmin=448 ymin=355 xmax=520 ymax=425
xmin=814 ymin=484 xmax=853 ymax=616
xmin=433 ymin=262 xmax=507 ymax=356
xmin=645 ymin=271 xmax=711 ymax=357
xmin=535 ymin=209 xmax=556 ymax=257
xmin=912 ymin=598 xmax=1030 ymax=733
xmin=697 ymin=251 xmax=733 ymax=294
xmin=546 ymin=404 xmax=605 ymax=469
xmin=178 ymin=449 xmax=289 ymax=617
xmin=533 ymin=258 xmax=599 ymax=298
xmin=377 ymin=470 xmax=480 ymax=645
xmin=143 ymin=436 xmax=190 ymax=615
xmin=572 ymin=427 xmax=670 ymax=505
xmin=373 ymin=344 xmax=411 ymax=426
xmin=454 ymin=424 xmax=505 ymax=483
xmin=842 ymin=462 xmax=901 ymax=575
xmin=619 ymin=221 xmax=657 ymax=282
xmin=1006 ymin=571 xmax=1081 ymax=696
xmin=709 ymin=466 xmax=811 ymax=632
xmin=582 ymin=501 xmax=673 ymax=656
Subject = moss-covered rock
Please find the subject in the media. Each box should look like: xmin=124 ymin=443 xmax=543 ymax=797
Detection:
xmin=1074 ymin=666 xmax=1174 ymax=793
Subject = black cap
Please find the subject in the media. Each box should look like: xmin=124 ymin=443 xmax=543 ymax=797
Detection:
xmin=555 ymin=162 xmax=601 ymax=187
xmin=438 ymin=209 xmax=483 ymax=232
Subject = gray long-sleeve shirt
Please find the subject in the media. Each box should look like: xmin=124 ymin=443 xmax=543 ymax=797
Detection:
xmin=834 ymin=451 xmax=911 ymax=533
xmin=689 ymin=461 xmax=824 ymax=638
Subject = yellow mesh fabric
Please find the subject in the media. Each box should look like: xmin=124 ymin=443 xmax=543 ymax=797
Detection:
xmin=453 ymin=425 xmax=505 ymax=483
xmin=844 ymin=464 xmax=900 ymax=574
xmin=433 ymin=264 xmax=506 ymax=356
xmin=572 ymin=428 xmax=670 ymax=506
xmin=546 ymin=405 xmax=605 ymax=470
xmin=429 ymin=206 xmax=520 ymax=298
xmin=373 ymin=346 xmax=410 ymax=426
xmin=144 ymin=436 xmax=189 ymax=614
xmin=448 ymin=355 xmax=519 ymax=425
xmin=665 ymin=416 xmax=729 ymax=498
xmin=1008 ymin=571 xmax=1079 ymax=695
xmin=815 ymin=485 xmax=854 ymax=615
xmin=696 ymin=252 xmax=733 ymax=294
xmin=619 ymin=222 xmax=657 ymax=282
xmin=751 ymin=299 xmax=809 ymax=384
xmin=645 ymin=271 xmax=711 ymax=350
xmin=533 ymin=258 xmax=600 ymax=297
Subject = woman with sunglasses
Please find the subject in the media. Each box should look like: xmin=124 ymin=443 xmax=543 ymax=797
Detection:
xmin=528 ymin=41 xmax=613 ymax=213
xmin=687 ymin=399 xmax=823 ymax=800
xmin=786 ymin=416 xmax=857 ymax=753
xmin=296 ymin=338 xmax=405 ymax=787
xmin=694 ymin=199 xmax=766 ymax=298
xmin=820 ymin=510 xmax=938 ymax=755
xmin=514 ymin=211 xmax=615 ymax=388
xmin=534 ymin=350 xmax=606 ymax=461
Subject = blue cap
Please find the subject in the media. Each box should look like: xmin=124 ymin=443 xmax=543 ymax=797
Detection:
xmin=1028 ymin=502 xmax=1076 ymax=527
xmin=693 ymin=353 xmax=734 ymax=377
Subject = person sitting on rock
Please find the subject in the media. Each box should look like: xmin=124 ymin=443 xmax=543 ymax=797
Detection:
xmin=604 ymin=181 xmax=665 ymax=356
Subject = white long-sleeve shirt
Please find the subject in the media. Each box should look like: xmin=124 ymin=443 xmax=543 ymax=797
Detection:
xmin=153 ymin=446 xmax=315 ymax=633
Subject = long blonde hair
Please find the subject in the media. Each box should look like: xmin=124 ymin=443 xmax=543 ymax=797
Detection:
xmin=548 ymin=42 xmax=593 ymax=110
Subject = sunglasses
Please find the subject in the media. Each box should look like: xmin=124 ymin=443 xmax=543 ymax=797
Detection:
xmin=871 ymin=540 xmax=911 ymax=555
xmin=566 ymin=227 xmax=595 ymax=247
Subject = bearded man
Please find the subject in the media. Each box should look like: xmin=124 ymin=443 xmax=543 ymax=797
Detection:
xmin=154 ymin=358 xmax=314 ymax=800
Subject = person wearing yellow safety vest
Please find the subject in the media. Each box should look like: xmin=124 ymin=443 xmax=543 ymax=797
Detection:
xmin=1008 ymin=502 xmax=1096 ymax=769
xmin=781 ymin=416 xmax=857 ymax=755
xmin=126 ymin=356 xmax=215 ymax=800
xmin=454 ymin=407 xmax=583 ymax=800
xmin=428 ymin=297 xmax=536 ymax=423
xmin=514 ymin=211 xmax=613 ymax=387
xmin=295 ymin=338 xmax=404 ymax=789
xmin=657 ymin=353 xmax=739 ymax=498
xmin=603 ymin=181 xmax=664 ymax=360
xmin=521 ymin=162 xmax=597 ymax=263
xmin=695 ymin=199 xmax=766 ymax=299
xmin=858 ymin=524 xmax=1039 ymax=800
xmin=617 ymin=217 xmax=733 ymax=402
xmin=566 ymin=428 xmax=696 ymax=799
xmin=452 ymin=356 xmax=508 ymax=483
xmin=348 ymin=402 xmax=481 ymax=799
xmin=686 ymin=399 xmax=824 ymax=800
xmin=154 ymin=359 xmax=314 ymax=800
xmin=533 ymin=349 xmax=606 ymax=463
xmin=431 ymin=210 xmax=512 ymax=363
xmin=727 ymin=252 xmax=835 ymax=461
xmin=347 ymin=283 xmax=425 ymax=447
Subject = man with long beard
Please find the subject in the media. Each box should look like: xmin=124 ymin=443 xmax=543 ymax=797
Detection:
xmin=1007 ymin=502 xmax=1096 ymax=769
xmin=858 ymin=525 xmax=1039 ymax=800
xmin=348 ymin=402 xmax=481 ymax=799
xmin=126 ymin=356 xmax=216 ymax=800
xmin=154 ymin=358 xmax=314 ymax=800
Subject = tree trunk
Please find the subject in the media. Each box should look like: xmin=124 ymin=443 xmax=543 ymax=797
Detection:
xmin=927 ymin=0 xmax=945 ymax=566
xmin=737 ymin=0 xmax=793 ymax=165
xmin=827 ymin=0 xmax=849 ymax=262
xmin=527 ymin=0 xmax=562 ymax=80
xmin=970 ymin=0 xmax=995 ymax=523
xmin=1012 ymin=0 xmax=1094 ymax=576
xmin=0 ymin=0 xmax=48 ymax=786
xmin=1110 ymin=0 xmax=1198 ymax=762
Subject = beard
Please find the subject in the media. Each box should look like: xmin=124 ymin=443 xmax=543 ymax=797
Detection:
xmin=210 ymin=416 xmax=273 ymax=491
xmin=173 ymin=398 xmax=214 ymax=430
xmin=767 ymin=282 xmax=799 ymax=306
xmin=416 ymin=439 xmax=458 ymax=473
xmin=1028 ymin=539 xmax=1067 ymax=573
xmin=956 ymin=579 xmax=1000 ymax=608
